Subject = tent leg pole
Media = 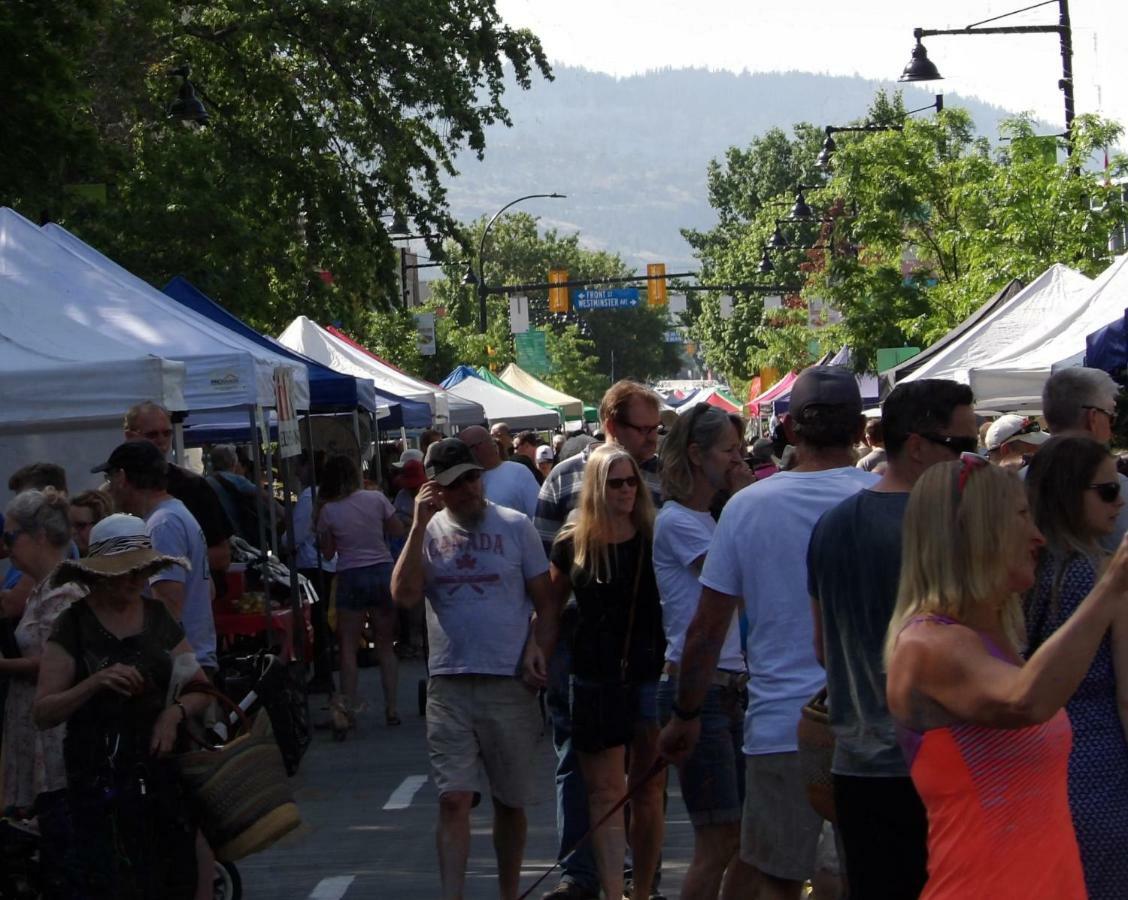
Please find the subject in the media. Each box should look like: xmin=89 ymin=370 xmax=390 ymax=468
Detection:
xmin=250 ymin=406 xmax=275 ymax=649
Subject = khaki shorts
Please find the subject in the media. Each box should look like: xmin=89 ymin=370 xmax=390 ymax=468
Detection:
xmin=426 ymin=674 xmax=541 ymax=808
xmin=740 ymin=752 xmax=823 ymax=882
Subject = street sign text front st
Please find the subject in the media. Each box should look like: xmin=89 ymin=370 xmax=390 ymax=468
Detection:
xmin=573 ymin=288 xmax=640 ymax=310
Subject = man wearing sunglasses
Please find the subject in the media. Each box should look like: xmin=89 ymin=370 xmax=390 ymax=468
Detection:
xmin=805 ymin=379 xmax=976 ymax=899
xmin=458 ymin=425 xmax=541 ymax=519
xmin=392 ymin=438 xmax=554 ymax=900
xmin=533 ymin=380 xmax=667 ymax=900
xmin=984 ymin=414 xmax=1051 ymax=469
xmin=1042 ymin=367 xmax=1128 ymax=551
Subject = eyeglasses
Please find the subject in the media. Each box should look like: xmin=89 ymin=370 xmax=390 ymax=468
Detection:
xmin=957 ymin=451 xmax=989 ymax=495
xmin=1082 ymin=405 xmax=1115 ymax=420
xmin=920 ymin=433 xmax=980 ymax=456
xmin=2 ymin=530 xmax=22 ymax=546
xmin=607 ymin=475 xmax=639 ymax=490
xmin=446 ymin=469 xmax=483 ymax=490
xmin=1088 ymin=481 xmax=1121 ymax=503
xmin=617 ymin=419 xmax=661 ymax=438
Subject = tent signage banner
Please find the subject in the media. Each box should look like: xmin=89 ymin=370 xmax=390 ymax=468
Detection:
xmin=273 ymin=367 xmax=302 ymax=458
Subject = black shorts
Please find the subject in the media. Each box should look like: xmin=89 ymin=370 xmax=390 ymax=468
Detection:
xmin=569 ymin=677 xmax=659 ymax=753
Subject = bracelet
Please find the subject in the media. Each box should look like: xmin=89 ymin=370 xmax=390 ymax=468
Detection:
xmin=671 ymin=701 xmax=702 ymax=721
xmin=173 ymin=700 xmax=188 ymax=723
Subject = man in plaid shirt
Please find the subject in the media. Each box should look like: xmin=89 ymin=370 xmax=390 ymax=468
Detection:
xmin=536 ymin=380 xmax=665 ymax=900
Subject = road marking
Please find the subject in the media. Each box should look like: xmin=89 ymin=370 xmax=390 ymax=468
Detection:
xmin=383 ymin=774 xmax=428 ymax=810
xmin=308 ymin=875 xmax=355 ymax=900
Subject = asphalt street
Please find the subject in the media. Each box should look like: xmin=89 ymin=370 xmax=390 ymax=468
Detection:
xmin=237 ymin=660 xmax=695 ymax=899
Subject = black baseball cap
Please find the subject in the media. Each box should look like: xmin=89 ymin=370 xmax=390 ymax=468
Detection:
xmin=91 ymin=440 xmax=168 ymax=476
xmin=424 ymin=438 xmax=483 ymax=487
xmin=788 ymin=366 xmax=862 ymax=418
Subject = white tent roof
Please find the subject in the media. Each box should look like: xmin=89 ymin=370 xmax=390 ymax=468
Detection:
xmin=970 ymin=254 xmax=1128 ymax=409
xmin=443 ymin=368 xmax=561 ymax=430
xmin=36 ymin=218 xmax=308 ymax=412
xmin=900 ymin=265 xmax=1093 ymax=386
xmin=498 ymin=363 xmax=584 ymax=420
xmin=277 ymin=316 xmax=482 ymax=427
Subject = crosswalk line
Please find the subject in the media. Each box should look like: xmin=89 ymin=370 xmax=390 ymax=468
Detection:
xmin=383 ymin=774 xmax=429 ymax=810
xmin=308 ymin=875 xmax=356 ymax=899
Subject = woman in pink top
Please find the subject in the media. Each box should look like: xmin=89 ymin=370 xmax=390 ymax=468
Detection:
xmin=885 ymin=453 xmax=1128 ymax=899
xmin=317 ymin=455 xmax=405 ymax=731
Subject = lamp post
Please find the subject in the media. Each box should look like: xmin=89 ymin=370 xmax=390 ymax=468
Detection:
xmin=467 ymin=193 xmax=566 ymax=333
xmin=816 ymin=95 xmax=943 ymax=170
xmin=898 ymin=0 xmax=1075 ymax=155
xmin=167 ymin=65 xmax=209 ymax=127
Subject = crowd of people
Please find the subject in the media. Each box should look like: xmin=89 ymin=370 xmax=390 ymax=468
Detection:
xmin=2 ymin=364 xmax=1128 ymax=899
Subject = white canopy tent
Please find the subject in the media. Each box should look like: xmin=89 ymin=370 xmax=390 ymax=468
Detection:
xmin=0 ymin=210 xmax=189 ymax=489
xmin=38 ymin=218 xmax=309 ymax=413
xmin=498 ymin=363 xmax=585 ymax=421
xmin=442 ymin=367 xmax=561 ymax=430
xmin=277 ymin=316 xmax=481 ymax=429
xmin=970 ymin=254 xmax=1128 ymax=409
xmin=898 ymin=265 xmax=1093 ymax=387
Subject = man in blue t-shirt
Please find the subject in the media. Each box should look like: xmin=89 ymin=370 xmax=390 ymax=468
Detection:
xmin=806 ymin=379 xmax=976 ymax=899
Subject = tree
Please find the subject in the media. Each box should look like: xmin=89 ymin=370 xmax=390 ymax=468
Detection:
xmin=420 ymin=213 xmax=681 ymax=388
xmin=2 ymin=0 xmax=552 ymax=335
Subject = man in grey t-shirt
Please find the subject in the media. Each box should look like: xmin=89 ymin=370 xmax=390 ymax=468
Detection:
xmin=392 ymin=439 xmax=553 ymax=900
xmin=807 ymin=380 xmax=976 ymax=899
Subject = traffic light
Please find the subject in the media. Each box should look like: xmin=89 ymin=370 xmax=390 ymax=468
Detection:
xmin=548 ymin=268 xmax=569 ymax=313
xmin=647 ymin=263 xmax=667 ymax=306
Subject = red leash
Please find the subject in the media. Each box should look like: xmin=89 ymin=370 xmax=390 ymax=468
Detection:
xmin=517 ymin=757 xmax=668 ymax=900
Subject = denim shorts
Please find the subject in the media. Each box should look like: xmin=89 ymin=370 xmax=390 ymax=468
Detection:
xmin=657 ymin=677 xmax=747 ymax=827
xmin=334 ymin=562 xmax=393 ymax=612
xmin=570 ymin=676 xmax=659 ymax=753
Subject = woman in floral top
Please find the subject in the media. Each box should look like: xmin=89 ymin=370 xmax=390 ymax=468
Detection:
xmin=1 ymin=488 xmax=83 ymax=893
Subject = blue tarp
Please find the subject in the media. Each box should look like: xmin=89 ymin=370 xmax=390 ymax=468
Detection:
xmin=163 ymin=277 xmax=430 ymax=428
xmin=1084 ymin=310 xmax=1128 ymax=378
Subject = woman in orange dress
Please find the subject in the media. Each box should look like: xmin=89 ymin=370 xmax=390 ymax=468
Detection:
xmin=885 ymin=453 xmax=1128 ymax=899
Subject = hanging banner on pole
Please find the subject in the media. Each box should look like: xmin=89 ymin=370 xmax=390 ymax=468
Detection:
xmin=414 ymin=312 xmax=436 ymax=356
xmin=515 ymin=329 xmax=549 ymax=376
xmin=509 ymin=295 xmax=529 ymax=334
xmin=273 ymin=367 xmax=302 ymax=458
xmin=719 ymin=295 xmax=734 ymax=319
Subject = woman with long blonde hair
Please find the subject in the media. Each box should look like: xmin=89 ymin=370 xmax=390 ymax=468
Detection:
xmin=549 ymin=444 xmax=665 ymax=900
xmin=885 ymin=453 xmax=1128 ymax=898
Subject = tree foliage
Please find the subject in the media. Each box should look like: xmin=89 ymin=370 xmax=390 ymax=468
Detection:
xmin=683 ymin=91 xmax=1128 ymax=378
xmin=1 ymin=0 xmax=551 ymax=335
xmin=419 ymin=213 xmax=680 ymax=394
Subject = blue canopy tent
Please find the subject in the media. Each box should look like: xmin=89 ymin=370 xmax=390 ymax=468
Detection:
xmin=163 ymin=277 xmax=431 ymax=428
xmin=1084 ymin=310 xmax=1128 ymax=379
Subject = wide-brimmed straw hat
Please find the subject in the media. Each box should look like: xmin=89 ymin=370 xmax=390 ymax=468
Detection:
xmin=52 ymin=514 xmax=187 ymax=586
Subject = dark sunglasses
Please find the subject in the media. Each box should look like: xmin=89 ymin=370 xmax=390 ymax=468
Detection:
xmin=1082 ymin=405 xmax=1115 ymax=420
xmin=446 ymin=469 xmax=483 ymax=490
xmin=607 ymin=475 xmax=640 ymax=490
xmin=1089 ymin=481 xmax=1121 ymax=503
xmin=2 ymin=530 xmax=22 ymax=546
xmin=617 ymin=419 xmax=660 ymax=438
xmin=920 ymin=433 xmax=980 ymax=456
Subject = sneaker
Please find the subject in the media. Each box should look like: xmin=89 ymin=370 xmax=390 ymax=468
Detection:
xmin=541 ymin=881 xmax=599 ymax=899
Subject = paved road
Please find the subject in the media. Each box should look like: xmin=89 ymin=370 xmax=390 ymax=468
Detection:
xmin=237 ymin=660 xmax=694 ymax=899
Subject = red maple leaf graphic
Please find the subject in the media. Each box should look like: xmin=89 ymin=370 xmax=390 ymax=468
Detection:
xmin=455 ymin=553 xmax=477 ymax=570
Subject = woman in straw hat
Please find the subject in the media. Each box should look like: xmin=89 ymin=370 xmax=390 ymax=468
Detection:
xmin=34 ymin=514 xmax=213 ymax=899
xmin=1 ymin=488 xmax=85 ymax=895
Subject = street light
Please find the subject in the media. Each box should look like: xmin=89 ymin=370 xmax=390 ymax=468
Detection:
xmin=168 ymin=65 xmax=209 ymax=127
xmin=472 ymin=193 xmax=566 ymax=332
xmin=816 ymin=95 xmax=944 ymax=170
xmin=898 ymin=0 xmax=1075 ymax=155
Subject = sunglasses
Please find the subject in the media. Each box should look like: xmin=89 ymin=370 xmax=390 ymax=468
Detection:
xmin=2 ymin=530 xmax=22 ymax=546
xmin=920 ymin=433 xmax=980 ymax=456
xmin=1089 ymin=481 xmax=1121 ymax=503
xmin=956 ymin=450 xmax=989 ymax=495
xmin=142 ymin=428 xmax=174 ymax=440
xmin=617 ymin=419 xmax=660 ymax=438
xmin=446 ymin=469 xmax=483 ymax=490
xmin=607 ymin=475 xmax=640 ymax=490
xmin=1082 ymin=405 xmax=1115 ymax=420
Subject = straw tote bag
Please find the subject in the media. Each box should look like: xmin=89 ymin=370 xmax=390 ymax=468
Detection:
xmin=172 ymin=681 xmax=302 ymax=861
xmin=796 ymin=686 xmax=837 ymax=822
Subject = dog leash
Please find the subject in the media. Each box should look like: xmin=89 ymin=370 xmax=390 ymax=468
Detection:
xmin=517 ymin=756 xmax=669 ymax=900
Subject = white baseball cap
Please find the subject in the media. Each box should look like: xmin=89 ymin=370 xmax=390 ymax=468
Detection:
xmin=985 ymin=415 xmax=1051 ymax=452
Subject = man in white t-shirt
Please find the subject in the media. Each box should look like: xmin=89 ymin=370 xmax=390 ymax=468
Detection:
xmin=459 ymin=425 xmax=540 ymax=519
xmin=659 ymin=366 xmax=877 ymax=898
xmin=392 ymin=438 xmax=553 ymax=900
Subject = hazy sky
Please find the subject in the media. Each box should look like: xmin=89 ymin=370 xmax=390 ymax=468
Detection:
xmin=496 ymin=0 xmax=1127 ymax=144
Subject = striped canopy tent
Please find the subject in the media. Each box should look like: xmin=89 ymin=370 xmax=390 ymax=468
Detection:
xmin=747 ymin=371 xmax=798 ymax=417
xmin=676 ymin=387 xmax=742 ymax=415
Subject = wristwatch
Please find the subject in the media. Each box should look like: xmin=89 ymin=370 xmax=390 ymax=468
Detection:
xmin=671 ymin=702 xmax=702 ymax=721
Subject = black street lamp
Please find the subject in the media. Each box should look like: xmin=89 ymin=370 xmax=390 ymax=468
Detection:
xmin=899 ymin=0 xmax=1075 ymax=155
xmin=168 ymin=65 xmax=209 ymax=127
xmin=816 ymin=95 xmax=944 ymax=170
xmin=471 ymin=193 xmax=566 ymax=332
